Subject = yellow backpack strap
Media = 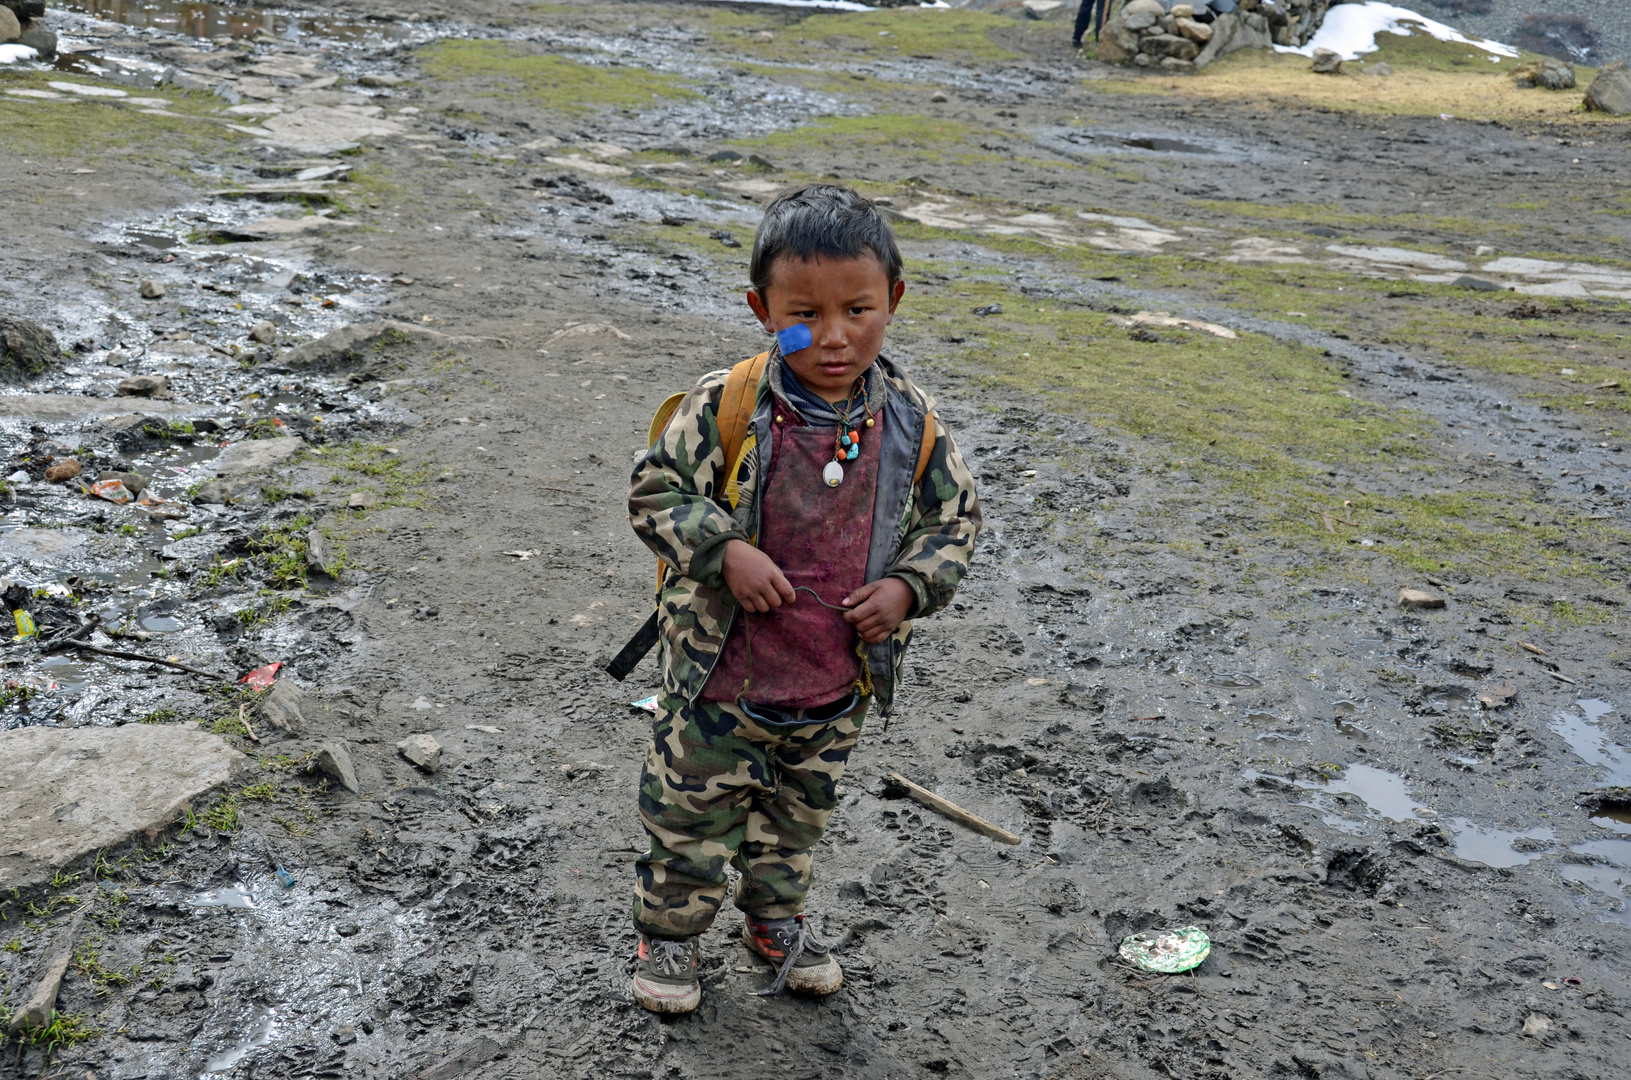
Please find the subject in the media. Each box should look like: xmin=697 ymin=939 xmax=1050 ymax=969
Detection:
xmin=718 ymin=351 xmax=769 ymax=472
xmin=648 ymin=391 xmax=686 ymax=448
xmin=913 ymin=409 xmax=937 ymax=485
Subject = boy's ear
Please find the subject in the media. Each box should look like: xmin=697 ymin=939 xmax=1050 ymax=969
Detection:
xmin=745 ymin=288 xmax=776 ymax=333
xmin=887 ymin=278 xmax=906 ymax=315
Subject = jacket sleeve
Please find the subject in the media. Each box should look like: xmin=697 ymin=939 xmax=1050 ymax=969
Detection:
xmin=628 ymin=373 xmax=746 ymax=589
xmin=887 ymin=410 xmax=982 ymax=619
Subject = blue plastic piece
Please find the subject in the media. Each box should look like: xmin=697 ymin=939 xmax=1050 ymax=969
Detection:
xmin=275 ymin=865 xmax=297 ymax=888
xmin=776 ymin=323 xmax=813 ymax=355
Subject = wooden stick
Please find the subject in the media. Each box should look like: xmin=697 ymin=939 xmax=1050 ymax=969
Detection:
xmin=889 ymin=773 xmax=1020 ymax=845
xmin=53 ymin=639 xmax=224 ymax=679
xmin=238 ymin=703 xmax=260 ymax=743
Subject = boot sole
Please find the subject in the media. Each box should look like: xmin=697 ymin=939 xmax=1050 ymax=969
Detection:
xmin=632 ymin=974 xmax=701 ymax=1014
xmin=741 ymin=929 xmax=844 ymax=996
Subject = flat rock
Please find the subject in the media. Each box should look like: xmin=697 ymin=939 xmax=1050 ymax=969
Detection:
xmin=1399 ymin=588 xmax=1446 ymax=610
xmin=257 ymin=105 xmax=404 ymax=153
xmin=399 ymin=733 xmax=443 ymax=773
xmin=0 ymin=724 xmax=246 ymax=890
xmin=0 ymin=527 xmax=90 ymax=562
xmin=0 ymin=396 xmax=204 ymax=422
xmin=210 ymin=215 xmax=360 ymax=242
xmin=214 ymin=436 xmax=304 ymax=475
xmin=282 ymin=320 xmax=438 ymax=370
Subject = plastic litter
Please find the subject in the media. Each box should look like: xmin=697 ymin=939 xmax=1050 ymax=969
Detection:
xmin=1118 ymin=926 xmax=1211 ymax=974
xmin=631 ymin=693 xmax=660 ymax=714
xmin=89 ymin=479 xmax=134 ymax=504
xmin=239 ymin=661 xmax=282 ymax=690
xmin=274 ymin=865 xmax=297 ymax=888
xmin=5 ymin=470 xmax=28 ymax=484
xmin=12 ymin=609 xmax=37 ymax=641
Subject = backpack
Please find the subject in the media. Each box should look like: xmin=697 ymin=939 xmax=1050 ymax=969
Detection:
xmin=605 ymin=352 xmax=935 ymax=681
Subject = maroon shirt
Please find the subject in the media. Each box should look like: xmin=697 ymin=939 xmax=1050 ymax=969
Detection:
xmin=700 ymin=400 xmax=881 ymax=709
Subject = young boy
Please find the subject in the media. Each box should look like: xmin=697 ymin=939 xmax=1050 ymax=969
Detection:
xmin=625 ymin=183 xmax=982 ymax=1013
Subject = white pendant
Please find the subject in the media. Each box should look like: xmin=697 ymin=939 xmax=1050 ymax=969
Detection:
xmin=822 ymin=460 xmax=844 ymax=488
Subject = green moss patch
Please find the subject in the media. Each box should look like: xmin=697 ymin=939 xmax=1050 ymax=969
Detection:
xmin=418 ymin=40 xmax=695 ymax=112
xmin=0 ymin=75 xmax=244 ymax=157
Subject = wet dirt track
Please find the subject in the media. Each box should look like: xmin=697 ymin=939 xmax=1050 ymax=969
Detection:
xmin=2 ymin=2 xmax=1631 ymax=1079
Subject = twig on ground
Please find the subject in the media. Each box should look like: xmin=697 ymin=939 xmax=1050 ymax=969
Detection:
xmin=889 ymin=773 xmax=1020 ymax=845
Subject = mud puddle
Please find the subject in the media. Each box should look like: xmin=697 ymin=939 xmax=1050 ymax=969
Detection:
xmin=1552 ymin=698 xmax=1630 ymax=786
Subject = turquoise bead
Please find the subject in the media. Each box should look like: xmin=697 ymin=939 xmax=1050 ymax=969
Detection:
xmin=847 ymin=446 xmax=859 ymax=460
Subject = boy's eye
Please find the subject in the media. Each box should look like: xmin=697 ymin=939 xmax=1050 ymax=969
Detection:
xmin=793 ymin=310 xmax=817 ymax=319
xmin=849 ymin=307 xmax=868 ymax=316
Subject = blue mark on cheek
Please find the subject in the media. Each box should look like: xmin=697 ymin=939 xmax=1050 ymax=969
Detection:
xmin=776 ymin=323 xmax=813 ymax=355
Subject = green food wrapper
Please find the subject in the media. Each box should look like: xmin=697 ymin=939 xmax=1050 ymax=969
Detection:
xmin=1118 ymin=926 xmax=1211 ymax=974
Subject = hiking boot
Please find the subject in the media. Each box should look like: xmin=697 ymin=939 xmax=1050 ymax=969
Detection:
xmin=743 ymin=913 xmax=842 ymax=997
xmin=631 ymin=934 xmax=702 ymax=1014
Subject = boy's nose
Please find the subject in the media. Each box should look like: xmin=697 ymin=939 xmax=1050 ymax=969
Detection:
xmin=817 ymin=319 xmax=847 ymax=349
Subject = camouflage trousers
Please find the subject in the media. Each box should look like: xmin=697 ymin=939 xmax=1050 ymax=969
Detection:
xmin=633 ymin=692 xmax=867 ymax=940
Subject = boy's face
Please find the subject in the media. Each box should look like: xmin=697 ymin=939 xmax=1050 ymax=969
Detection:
xmin=746 ymin=254 xmax=906 ymax=403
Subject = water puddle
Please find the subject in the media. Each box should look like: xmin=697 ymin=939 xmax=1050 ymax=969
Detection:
xmin=1299 ymin=764 xmax=1419 ymax=821
xmin=1335 ymin=719 xmax=1370 ymax=738
xmin=202 ymin=1005 xmax=279 ymax=1075
xmin=188 ymin=883 xmax=256 ymax=910
xmin=139 ymin=613 xmax=185 ymax=633
xmin=1573 ymin=838 xmax=1631 ymax=867
xmin=37 ymin=655 xmax=92 ymax=690
xmin=1550 ymin=698 xmax=1630 ymax=786
xmin=1558 ymin=864 xmax=1631 ymax=927
xmin=1118 ymin=135 xmax=1213 ymax=154
xmin=1446 ymin=817 xmax=1552 ymax=868
xmin=63 ymin=0 xmax=413 ymax=44
xmin=1591 ymin=806 xmax=1631 ymax=834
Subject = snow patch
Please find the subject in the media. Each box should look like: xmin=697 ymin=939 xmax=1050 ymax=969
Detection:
xmin=0 ymin=44 xmax=39 ymax=64
xmin=1274 ymin=2 xmax=1517 ymax=61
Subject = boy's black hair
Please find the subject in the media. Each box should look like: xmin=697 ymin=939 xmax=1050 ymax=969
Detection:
xmin=749 ymin=183 xmax=903 ymax=296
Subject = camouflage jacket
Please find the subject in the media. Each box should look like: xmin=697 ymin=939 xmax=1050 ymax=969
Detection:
xmin=628 ymin=351 xmax=981 ymax=715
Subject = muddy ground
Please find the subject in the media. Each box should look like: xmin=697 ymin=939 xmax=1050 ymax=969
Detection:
xmin=2 ymin=1 xmax=1630 ymax=1078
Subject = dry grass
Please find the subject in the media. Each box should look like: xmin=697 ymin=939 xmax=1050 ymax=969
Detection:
xmin=1094 ymin=32 xmax=1625 ymax=126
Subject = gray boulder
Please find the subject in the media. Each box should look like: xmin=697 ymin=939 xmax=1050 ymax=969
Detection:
xmin=1193 ymin=10 xmax=1273 ymax=68
xmin=282 ymin=320 xmax=431 ymax=370
xmin=313 ymin=743 xmax=360 ymax=795
xmin=1311 ymin=48 xmax=1341 ymax=74
xmin=259 ymin=678 xmax=307 ymax=733
xmin=0 ymin=7 xmax=19 ymax=43
xmin=1585 ymin=62 xmax=1631 ymax=116
xmin=1140 ymin=33 xmax=1199 ymax=61
xmin=0 ymin=316 xmax=58 ymax=380
xmin=17 ymin=23 xmax=54 ymax=57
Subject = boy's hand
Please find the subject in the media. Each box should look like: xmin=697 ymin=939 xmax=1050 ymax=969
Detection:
xmin=722 ymin=539 xmax=796 ymax=613
xmin=842 ymin=577 xmax=915 ymax=644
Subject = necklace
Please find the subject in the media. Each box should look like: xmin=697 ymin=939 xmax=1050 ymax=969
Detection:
xmin=823 ymin=378 xmax=875 ymax=488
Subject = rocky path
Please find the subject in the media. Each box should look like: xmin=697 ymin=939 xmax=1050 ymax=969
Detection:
xmin=1 ymin=3 xmax=1629 ymax=1079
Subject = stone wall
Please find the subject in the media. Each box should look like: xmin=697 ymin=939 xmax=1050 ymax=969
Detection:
xmin=1097 ymin=0 xmax=1338 ymax=71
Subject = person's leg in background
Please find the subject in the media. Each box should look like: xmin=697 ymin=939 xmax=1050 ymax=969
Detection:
xmin=1072 ymin=0 xmax=1095 ymax=48
xmin=1092 ymin=0 xmax=1113 ymax=41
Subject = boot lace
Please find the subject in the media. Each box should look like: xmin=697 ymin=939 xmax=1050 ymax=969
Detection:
xmin=755 ymin=915 xmax=833 ymax=997
xmin=647 ymin=938 xmax=694 ymax=979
